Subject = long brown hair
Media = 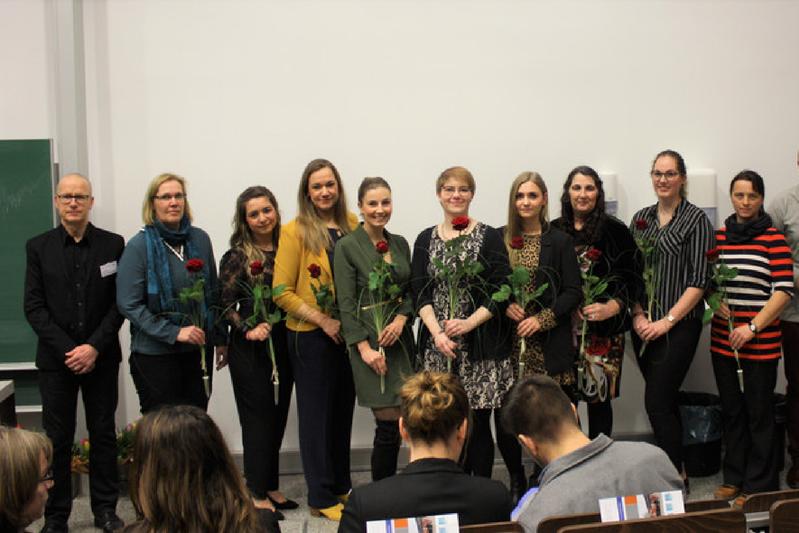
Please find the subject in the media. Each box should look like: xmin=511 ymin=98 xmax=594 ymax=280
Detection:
xmin=505 ymin=171 xmax=549 ymax=260
xmin=128 ymin=405 xmax=260 ymax=533
xmin=296 ymin=158 xmax=351 ymax=254
xmin=229 ymin=186 xmax=281 ymax=269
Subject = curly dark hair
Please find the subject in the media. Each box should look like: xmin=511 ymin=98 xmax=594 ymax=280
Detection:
xmin=554 ymin=165 xmax=606 ymax=245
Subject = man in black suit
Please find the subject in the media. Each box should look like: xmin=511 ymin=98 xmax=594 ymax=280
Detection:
xmin=24 ymin=174 xmax=125 ymax=533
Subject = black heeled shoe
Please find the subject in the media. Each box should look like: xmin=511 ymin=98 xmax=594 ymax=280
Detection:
xmin=268 ymin=495 xmax=300 ymax=510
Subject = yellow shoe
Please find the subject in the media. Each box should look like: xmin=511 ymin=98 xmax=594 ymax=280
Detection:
xmin=337 ymin=492 xmax=351 ymax=504
xmin=310 ymin=503 xmax=344 ymax=521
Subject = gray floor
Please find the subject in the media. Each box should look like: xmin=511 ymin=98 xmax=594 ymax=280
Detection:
xmin=30 ymin=456 xmax=795 ymax=533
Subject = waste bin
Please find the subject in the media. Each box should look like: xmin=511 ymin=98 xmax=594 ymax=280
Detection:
xmin=679 ymin=391 xmax=722 ymax=476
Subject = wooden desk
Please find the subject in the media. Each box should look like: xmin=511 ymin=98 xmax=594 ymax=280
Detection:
xmin=0 ymin=380 xmax=17 ymax=426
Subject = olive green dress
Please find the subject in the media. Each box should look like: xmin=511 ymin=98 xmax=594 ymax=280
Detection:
xmin=333 ymin=225 xmax=415 ymax=407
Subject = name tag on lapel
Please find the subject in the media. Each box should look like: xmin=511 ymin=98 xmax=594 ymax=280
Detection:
xmin=100 ymin=261 xmax=118 ymax=278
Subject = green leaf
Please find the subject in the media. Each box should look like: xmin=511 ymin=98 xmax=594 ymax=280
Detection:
xmin=508 ymin=267 xmax=530 ymax=287
xmin=492 ymin=285 xmax=511 ymax=302
xmin=387 ymin=284 xmax=402 ymax=299
xmin=267 ymin=310 xmax=283 ymax=324
xmin=702 ymin=307 xmax=714 ymax=325
xmin=272 ymin=284 xmax=286 ymax=298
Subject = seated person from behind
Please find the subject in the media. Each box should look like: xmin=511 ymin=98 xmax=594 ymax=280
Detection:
xmin=338 ymin=371 xmax=512 ymax=533
xmin=503 ymin=375 xmax=684 ymax=532
xmin=0 ymin=426 xmax=53 ymax=533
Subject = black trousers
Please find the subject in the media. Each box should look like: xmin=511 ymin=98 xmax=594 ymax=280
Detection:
xmin=228 ymin=324 xmax=293 ymax=498
xmin=288 ymin=328 xmax=355 ymax=508
xmin=129 ymin=349 xmax=210 ymax=413
xmin=634 ymin=318 xmax=702 ymax=471
xmin=39 ymin=363 xmax=119 ymax=526
xmin=713 ymin=354 xmax=779 ymax=492
xmin=781 ymin=321 xmax=799 ymax=465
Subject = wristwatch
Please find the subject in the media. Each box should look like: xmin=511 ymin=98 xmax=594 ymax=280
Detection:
xmin=749 ymin=322 xmax=758 ymax=333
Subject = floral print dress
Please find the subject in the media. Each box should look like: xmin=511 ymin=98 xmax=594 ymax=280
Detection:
xmin=421 ymin=222 xmax=514 ymax=409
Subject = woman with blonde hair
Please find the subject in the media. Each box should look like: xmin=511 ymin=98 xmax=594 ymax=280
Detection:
xmin=0 ymin=426 xmax=53 ymax=533
xmin=122 ymin=405 xmax=275 ymax=533
xmin=219 ymin=186 xmax=295 ymax=516
xmin=273 ymin=158 xmax=358 ymax=521
xmin=501 ymin=171 xmax=581 ymax=497
xmin=411 ymin=166 xmax=513 ymax=481
xmin=339 ymin=371 xmax=512 ymax=532
xmin=117 ymin=173 xmax=225 ymax=413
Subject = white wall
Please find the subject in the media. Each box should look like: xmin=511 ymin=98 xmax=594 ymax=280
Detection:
xmin=4 ymin=0 xmax=799 ymax=453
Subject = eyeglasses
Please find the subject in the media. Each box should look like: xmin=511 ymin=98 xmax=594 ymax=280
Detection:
xmin=40 ymin=468 xmax=54 ymax=484
xmin=440 ymin=186 xmax=472 ymax=196
xmin=650 ymin=170 xmax=681 ymax=181
xmin=153 ymin=193 xmax=186 ymax=202
xmin=56 ymin=194 xmax=91 ymax=204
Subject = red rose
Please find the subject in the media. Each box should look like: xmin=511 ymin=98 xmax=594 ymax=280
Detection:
xmin=705 ymin=247 xmax=720 ymax=262
xmin=185 ymin=258 xmax=204 ymax=273
xmin=586 ymin=336 xmax=611 ymax=357
xmin=585 ymin=247 xmax=603 ymax=262
xmin=634 ymin=218 xmax=648 ymax=231
xmin=250 ymin=260 xmax=264 ymax=276
xmin=510 ymin=236 xmax=524 ymax=250
xmin=307 ymin=264 xmax=322 ymax=278
xmin=375 ymin=240 xmax=390 ymax=254
xmin=452 ymin=216 xmax=470 ymax=231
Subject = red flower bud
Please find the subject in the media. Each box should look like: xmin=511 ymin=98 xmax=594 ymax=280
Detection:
xmin=452 ymin=216 xmax=470 ymax=231
xmin=250 ymin=260 xmax=264 ymax=276
xmin=585 ymin=247 xmax=603 ymax=262
xmin=586 ymin=336 xmax=611 ymax=357
xmin=185 ymin=258 xmax=204 ymax=273
xmin=307 ymin=264 xmax=322 ymax=278
xmin=375 ymin=240 xmax=390 ymax=254
xmin=634 ymin=218 xmax=648 ymax=231
xmin=510 ymin=236 xmax=524 ymax=250
xmin=705 ymin=247 xmax=720 ymax=262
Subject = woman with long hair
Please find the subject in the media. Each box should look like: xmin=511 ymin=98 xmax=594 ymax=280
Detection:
xmin=0 ymin=427 xmax=53 ymax=533
xmin=552 ymin=166 xmax=638 ymax=438
xmin=334 ymin=177 xmax=414 ymax=481
xmin=410 ymin=166 xmax=513 ymax=483
xmin=117 ymin=173 xmax=225 ymax=413
xmin=272 ymin=158 xmax=358 ymax=521
xmin=630 ymin=149 xmax=714 ymax=487
xmin=219 ymin=186 xmax=295 ymax=516
xmin=122 ymin=405 xmax=272 ymax=533
xmin=710 ymin=170 xmax=793 ymax=504
xmin=339 ymin=371 xmax=512 ymax=532
xmin=502 ymin=171 xmax=581 ymax=495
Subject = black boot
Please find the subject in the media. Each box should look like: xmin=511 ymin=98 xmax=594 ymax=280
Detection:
xmin=371 ymin=419 xmax=401 ymax=481
xmin=510 ymin=471 xmax=527 ymax=505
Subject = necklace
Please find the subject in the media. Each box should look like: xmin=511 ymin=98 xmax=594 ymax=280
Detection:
xmin=163 ymin=241 xmax=184 ymax=261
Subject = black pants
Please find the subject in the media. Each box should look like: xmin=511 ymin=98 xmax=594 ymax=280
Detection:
xmin=39 ymin=363 xmax=119 ymax=526
xmin=713 ymin=354 xmax=779 ymax=492
xmin=288 ymin=328 xmax=355 ymax=508
xmin=634 ymin=318 xmax=702 ymax=471
xmin=228 ymin=324 xmax=293 ymax=498
xmin=129 ymin=349 xmax=210 ymax=413
xmin=464 ymin=408 xmax=524 ymax=479
xmin=781 ymin=321 xmax=799 ymax=466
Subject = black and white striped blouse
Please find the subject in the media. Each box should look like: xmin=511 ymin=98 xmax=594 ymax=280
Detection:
xmin=629 ymin=200 xmax=715 ymax=321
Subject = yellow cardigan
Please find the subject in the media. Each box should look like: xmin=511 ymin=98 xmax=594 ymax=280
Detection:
xmin=273 ymin=213 xmax=359 ymax=332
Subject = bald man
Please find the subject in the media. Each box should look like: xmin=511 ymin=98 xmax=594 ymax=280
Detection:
xmin=24 ymin=174 xmax=125 ymax=533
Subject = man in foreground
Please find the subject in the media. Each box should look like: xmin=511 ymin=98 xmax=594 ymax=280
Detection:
xmin=503 ymin=375 xmax=683 ymax=532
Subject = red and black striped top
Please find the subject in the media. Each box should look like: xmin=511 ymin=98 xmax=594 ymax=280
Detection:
xmin=710 ymin=227 xmax=794 ymax=360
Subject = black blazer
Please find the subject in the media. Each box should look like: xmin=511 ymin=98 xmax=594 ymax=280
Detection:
xmin=502 ymin=226 xmax=582 ymax=375
xmin=551 ymin=216 xmax=639 ymax=338
xmin=411 ymin=224 xmax=512 ymax=362
xmin=339 ymin=458 xmax=512 ymax=533
xmin=24 ymin=224 xmax=125 ymax=371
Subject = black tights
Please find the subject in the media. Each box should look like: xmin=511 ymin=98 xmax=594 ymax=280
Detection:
xmin=586 ymin=399 xmax=613 ymax=439
xmin=464 ymin=408 xmax=524 ymax=479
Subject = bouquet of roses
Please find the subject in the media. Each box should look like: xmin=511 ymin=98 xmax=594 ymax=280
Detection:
xmin=244 ymin=260 xmax=286 ymax=400
xmin=362 ymin=240 xmax=403 ymax=393
xmin=492 ymin=235 xmax=549 ymax=377
xmin=703 ymin=247 xmax=743 ymax=391
xmin=632 ymin=218 xmax=659 ymax=356
xmin=576 ymin=247 xmax=612 ymax=393
xmin=308 ymin=263 xmax=335 ymax=316
xmin=431 ymin=216 xmax=485 ymax=372
xmin=179 ymin=258 xmax=210 ymax=397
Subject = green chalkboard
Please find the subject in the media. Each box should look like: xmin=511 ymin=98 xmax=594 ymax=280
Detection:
xmin=0 ymin=140 xmax=55 ymax=366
